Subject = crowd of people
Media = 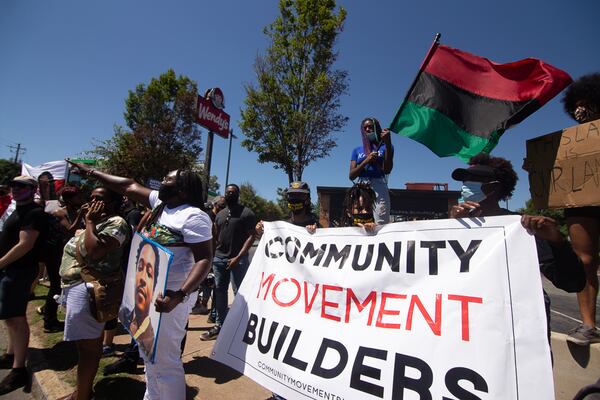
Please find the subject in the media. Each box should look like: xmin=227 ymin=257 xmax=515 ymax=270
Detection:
xmin=0 ymin=73 xmax=598 ymax=399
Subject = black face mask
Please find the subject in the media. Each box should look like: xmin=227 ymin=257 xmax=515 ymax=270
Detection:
xmin=352 ymin=212 xmax=374 ymax=226
xmin=158 ymin=185 xmax=179 ymax=201
xmin=287 ymin=199 xmax=305 ymax=213
xmin=225 ymin=192 xmax=239 ymax=205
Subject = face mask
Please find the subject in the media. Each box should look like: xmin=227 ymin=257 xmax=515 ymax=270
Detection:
xmin=352 ymin=212 xmax=374 ymax=226
xmin=460 ymin=181 xmax=487 ymax=203
xmin=225 ymin=192 xmax=239 ymax=205
xmin=287 ymin=199 xmax=305 ymax=214
xmin=367 ymin=131 xmax=380 ymax=144
xmin=158 ymin=185 xmax=178 ymax=201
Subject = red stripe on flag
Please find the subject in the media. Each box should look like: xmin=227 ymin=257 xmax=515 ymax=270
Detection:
xmin=425 ymin=45 xmax=572 ymax=104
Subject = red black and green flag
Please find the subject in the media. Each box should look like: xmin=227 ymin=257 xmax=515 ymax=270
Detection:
xmin=389 ymin=44 xmax=572 ymax=161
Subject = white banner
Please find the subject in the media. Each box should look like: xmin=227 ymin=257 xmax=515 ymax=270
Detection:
xmin=21 ymin=160 xmax=68 ymax=180
xmin=212 ymin=216 xmax=554 ymax=400
xmin=119 ymin=233 xmax=173 ymax=362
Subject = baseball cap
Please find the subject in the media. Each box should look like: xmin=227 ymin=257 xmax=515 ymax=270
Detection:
xmin=9 ymin=175 xmax=38 ymax=187
xmin=451 ymin=165 xmax=498 ymax=182
xmin=287 ymin=181 xmax=310 ymax=194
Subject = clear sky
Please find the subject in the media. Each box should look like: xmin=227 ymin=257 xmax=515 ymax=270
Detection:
xmin=1 ymin=0 xmax=598 ymax=209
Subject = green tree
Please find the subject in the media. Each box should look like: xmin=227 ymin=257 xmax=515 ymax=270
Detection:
xmin=518 ymin=198 xmax=567 ymax=236
xmin=240 ymin=0 xmax=348 ymax=183
xmin=90 ymin=69 xmax=202 ymax=183
xmin=0 ymin=159 xmax=20 ymax=184
xmin=239 ymin=183 xmax=286 ymax=222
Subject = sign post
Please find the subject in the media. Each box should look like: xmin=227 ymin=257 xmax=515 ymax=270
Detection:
xmin=196 ymin=88 xmax=230 ymax=201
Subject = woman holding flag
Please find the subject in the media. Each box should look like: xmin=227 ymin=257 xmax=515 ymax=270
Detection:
xmin=349 ymin=117 xmax=393 ymax=224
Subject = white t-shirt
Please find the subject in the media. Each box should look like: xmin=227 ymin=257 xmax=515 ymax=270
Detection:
xmin=148 ymin=191 xmax=212 ymax=288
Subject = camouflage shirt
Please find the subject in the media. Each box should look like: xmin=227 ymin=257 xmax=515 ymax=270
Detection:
xmin=59 ymin=215 xmax=130 ymax=287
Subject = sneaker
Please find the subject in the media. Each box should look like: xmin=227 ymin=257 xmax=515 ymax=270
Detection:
xmin=567 ymin=324 xmax=600 ymax=346
xmin=200 ymin=326 xmax=220 ymax=341
xmin=103 ymin=357 xmax=137 ymax=375
xmin=0 ymin=367 xmax=28 ymax=395
xmin=207 ymin=315 xmax=216 ymax=324
xmin=0 ymin=353 xmax=14 ymax=369
xmin=43 ymin=320 xmax=65 ymax=333
xmin=36 ymin=305 xmax=45 ymax=316
xmin=102 ymin=345 xmax=115 ymax=357
xmin=191 ymin=304 xmax=210 ymax=315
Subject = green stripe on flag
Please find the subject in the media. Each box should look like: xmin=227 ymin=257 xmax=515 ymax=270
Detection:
xmin=390 ymin=102 xmax=503 ymax=162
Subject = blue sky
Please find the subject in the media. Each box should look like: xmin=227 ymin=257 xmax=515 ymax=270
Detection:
xmin=1 ymin=0 xmax=598 ymax=209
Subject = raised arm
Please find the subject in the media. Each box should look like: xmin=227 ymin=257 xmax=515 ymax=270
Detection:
xmin=66 ymin=160 xmax=152 ymax=208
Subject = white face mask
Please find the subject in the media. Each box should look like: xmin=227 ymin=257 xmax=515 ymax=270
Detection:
xmin=460 ymin=181 xmax=487 ymax=203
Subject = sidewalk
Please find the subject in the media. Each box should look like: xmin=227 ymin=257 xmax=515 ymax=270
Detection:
xmin=21 ymin=285 xmax=270 ymax=400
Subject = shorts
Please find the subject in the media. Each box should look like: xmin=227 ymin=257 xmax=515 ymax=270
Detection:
xmin=63 ymin=282 xmax=105 ymax=341
xmin=0 ymin=263 xmax=38 ymax=320
xmin=565 ymin=206 xmax=600 ymax=219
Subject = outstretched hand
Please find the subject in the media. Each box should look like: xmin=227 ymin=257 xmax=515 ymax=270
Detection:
xmin=65 ymin=159 xmax=92 ymax=176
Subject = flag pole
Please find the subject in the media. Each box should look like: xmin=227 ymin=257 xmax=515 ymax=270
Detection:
xmin=390 ymin=33 xmax=441 ymax=131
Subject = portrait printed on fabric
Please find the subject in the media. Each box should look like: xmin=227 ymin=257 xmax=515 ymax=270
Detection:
xmin=119 ymin=233 xmax=172 ymax=362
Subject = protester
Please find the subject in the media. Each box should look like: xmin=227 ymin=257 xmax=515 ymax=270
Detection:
xmin=192 ymin=196 xmax=223 ymax=316
xmin=0 ymin=185 xmax=15 ymax=232
xmin=67 ymin=161 xmax=213 ymax=400
xmin=349 ymin=117 xmax=393 ymax=224
xmin=256 ymin=181 xmax=319 ymax=238
xmin=38 ymin=186 xmax=86 ymax=333
xmin=58 ymin=186 xmax=130 ymax=400
xmin=449 ymin=153 xmax=586 ymax=342
xmin=255 ymin=181 xmax=319 ymax=400
xmin=0 ymin=176 xmax=48 ymax=395
xmin=561 ymin=73 xmax=600 ymax=345
xmin=201 ymin=184 xmax=255 ymax=341
xmin=101 ymin=196 xmax=141 ymax=357
xmin=339 ymin=182 xmax=378 ymax=233
xmin=0 ymin=185 xmax=11 ymax=219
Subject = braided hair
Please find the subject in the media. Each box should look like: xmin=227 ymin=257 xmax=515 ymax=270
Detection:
xmin=340 ymin=183 xmax=376 ymax=227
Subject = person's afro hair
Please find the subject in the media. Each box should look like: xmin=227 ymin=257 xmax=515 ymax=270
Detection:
xmin=562 ymin=73 xmax=600 ymax=120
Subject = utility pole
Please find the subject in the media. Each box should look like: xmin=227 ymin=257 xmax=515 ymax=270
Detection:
xmin=203 ymin=131 xmax=214 ymax=202
xmin=225 ymin=129 xmax=237 ymax=187
xmin=8 ymin=143 xmax=24 ymax=163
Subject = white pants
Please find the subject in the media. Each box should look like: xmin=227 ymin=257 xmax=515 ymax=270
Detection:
xmin=359 ymin=177 xmax=390 ymax=224
xmin=142 ymin=291 xmax=197 ymax=400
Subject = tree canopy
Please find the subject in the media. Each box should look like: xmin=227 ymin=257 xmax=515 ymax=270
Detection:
xmin=240 ymin=183 xmax=287 ymax=222
xmin=240 ymin=0 xmax=348 ymax=183
xmin=91 ymin=69 xmax=204 ymax=184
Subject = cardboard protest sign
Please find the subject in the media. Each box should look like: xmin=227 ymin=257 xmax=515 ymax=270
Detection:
xmin=212 ymin=217 xmax=553 ymax=400
xmin=526 ymin=118 xmax=600 ymax=209
xmin=119 ymin=233 xmax=173 ymax=362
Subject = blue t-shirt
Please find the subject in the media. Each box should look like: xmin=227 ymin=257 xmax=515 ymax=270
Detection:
xmin=350 ymin=144 xmax=389 ymax=179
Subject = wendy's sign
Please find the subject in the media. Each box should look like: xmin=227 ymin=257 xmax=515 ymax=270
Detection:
xmin=196 ymin=87 xmax=230 ymax=139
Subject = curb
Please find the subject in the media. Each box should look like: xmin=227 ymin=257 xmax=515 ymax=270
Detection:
xmin=28 ymin=324 xmax=73 ymax=400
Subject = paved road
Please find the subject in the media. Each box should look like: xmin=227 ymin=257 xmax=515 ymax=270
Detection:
xmin=545 ymin=275 xmax=600 ymax=334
